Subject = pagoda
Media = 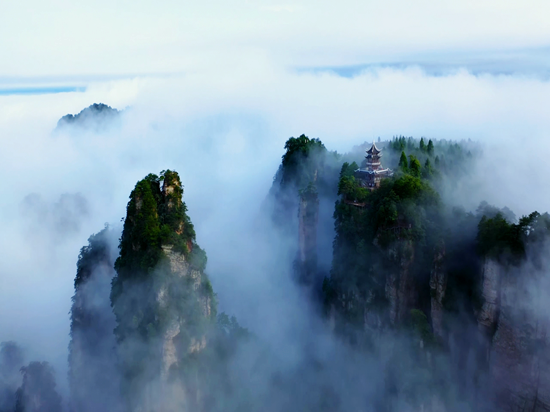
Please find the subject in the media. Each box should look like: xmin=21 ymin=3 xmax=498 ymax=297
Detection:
xmin=354 ymin=142 xmax=394 ymax=189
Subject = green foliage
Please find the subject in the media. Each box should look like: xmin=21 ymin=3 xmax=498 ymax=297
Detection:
xmin=387 ymin=137 xmax=478 ymax=195
xmin=477 ymin=213 xmax=523 ymax=258
xmin=376 ymin=191 xmax=398 ymax=228
xmin=299 ymin=181 xmax=318 ymax=199
xmin=338 ymin=176 xmax=370 ymax=203
xmin=427 ymin=139 xmax=434 ymax=156
xmin=336 ymin=161 xmax=369 ymax=202
xmin=74 ymin=225 xmax=113 ymax=288
xmin=419 ymin=138 xmax=426 ymax=152
xmin=422 ymin=158 xmax=433 ymax=179
xmin=392 ymin=175 xmax=422 ymax=199
xmin=189 ymin=243 xmax=208 ymax=271
xmin=398 ymin=151 xmax=408 ymax=171
xmin=282 ymin=134 xmax=325 ymax=164
xmin=280 ymin=134 xmax=326 ymax=188
xmin=339 ymin=161 xmax=359 ymax=179
xmin=329 ymin=158 xmax=442 ymax=330
xmin=477 ymin=210 xmax=550 ymax=261
xmin=114 ymin=177 xmax=162 ymax=277
xmin=408 ymin=155 xmax=422 ymax=178
xmin=271 ymin=134 xmax=341 ymax=235
xmin=114 ymin=170 xmax=199 ymax=281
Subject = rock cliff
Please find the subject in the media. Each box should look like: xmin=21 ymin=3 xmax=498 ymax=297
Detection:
xmin=111 ymin=170 xmax=215 ymax=412
xmin=297 ymin=184 xmax=319 ymax=287
xmin=429 ymin=242 xmax=446 ymax=340
xmin=385 ymin=240 xmax=416 ymax=325
xmin=476 ymin=258 xmax=501 ymax=336
xmin=69 ymin=227 xmax=120 ymax=412
xmin=487 ymin=261 xmax=550 ymax=411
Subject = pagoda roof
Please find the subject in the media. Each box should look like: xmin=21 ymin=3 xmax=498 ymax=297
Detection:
xmin=366 ymin=142 xmax=381 ymax=155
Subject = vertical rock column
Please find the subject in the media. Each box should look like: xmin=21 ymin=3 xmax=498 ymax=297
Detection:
xmin=385 ymin=240 xmax=415 ymax=325
xmin=489 ymin=265 xmax=550 ymax=411
xmin=297 ymin=185 xmax=319 ymax=286
xmin=111 ymin=171 xmax=215 ymax=412
xmin=429 ymin=242 xmax=446 ymax=341
xmin=476 ymin=258 xmax=501 ymax=336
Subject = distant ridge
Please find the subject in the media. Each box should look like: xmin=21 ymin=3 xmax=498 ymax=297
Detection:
xmin=56 ymin=103 xmax=120 ymax=132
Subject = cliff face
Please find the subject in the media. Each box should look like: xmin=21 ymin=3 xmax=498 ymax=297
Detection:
xmin=159 ymin=245 xmax=212 ymax=379
xmin=476 ymin=258 xmax=501 ymax=336
xmin=429 ymin=242 xmax=446 ymax=340
xmin=385 ymin=240 xmax=416 ymax=325
xmin=69 ymin=227 xmax=120 ymax=412
xmin=486 ymin=262 xmax=550 ymax=412
xmin=329 ymin=235 xmax=421 ymax=335
xmin=111 ymin=170 xmax=215 ymax=412
xmin=297 ymin=185 xmax=319 ymax=287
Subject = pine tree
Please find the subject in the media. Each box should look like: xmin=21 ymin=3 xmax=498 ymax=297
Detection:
xmin=409 ymin=155 xmax=422 ymax=178
xmin=399 ymin=151 xmax=409 ymax=171
xmin=419 ymin=137 xmax=427 ymax=152
xmin=423 ymin=158 xmax=433 ymax=178
xmin=427 ymin=139 xmax=434 ymax=156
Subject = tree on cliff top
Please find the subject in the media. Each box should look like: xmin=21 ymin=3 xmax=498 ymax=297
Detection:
xmin=113 ymin=170 xmax=203 ymax=281
xmin=477 ymin=210 xmax=550 ymax=262
xmin=270 ymin=134 xmax=341 ymax=234
xmin=278 ymin=134 xmax=328 ymax=191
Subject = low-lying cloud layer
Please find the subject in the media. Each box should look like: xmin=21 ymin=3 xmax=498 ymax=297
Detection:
xmin=0 ymin=64 xmax=549 ymax=403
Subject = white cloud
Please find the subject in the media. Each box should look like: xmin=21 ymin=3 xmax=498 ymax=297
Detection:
xmin=1 ymin=1 xmax=550 ymax=398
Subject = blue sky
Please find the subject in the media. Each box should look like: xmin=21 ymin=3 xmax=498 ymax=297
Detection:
xmin=0 ymin=86 xmax=86 ymax=95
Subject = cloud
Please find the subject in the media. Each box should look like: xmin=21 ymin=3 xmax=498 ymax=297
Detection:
xmin=0 ymin=62 xmax=549 ymax=404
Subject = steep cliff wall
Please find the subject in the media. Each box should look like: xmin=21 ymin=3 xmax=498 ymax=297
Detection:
xmin=111 ymin=170 xmax=215 ymax=412
xmin=429 ymin=242 xmax=446 ymax=340
xmin=385 ymin=240 xmax=416 ymax=325
xmin=476 ymin=258 xmax=501 ymax=337
xmin=488 ymin=264 xmax=550 ymax=412
xmin=69 ymin=226 xmax=121 ymax=412
xmin=297 ymin=185 xmax=319 ymax=287
xmin=468 ymin=254 xmax=550 ymax=412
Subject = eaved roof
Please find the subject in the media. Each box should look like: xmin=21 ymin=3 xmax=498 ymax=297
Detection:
xmin=366 ymin=141 xmax=381 ymax=155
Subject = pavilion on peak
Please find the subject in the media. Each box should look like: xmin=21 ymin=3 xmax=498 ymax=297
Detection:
xmin=354 ymin=141 xmax=394 ymax=190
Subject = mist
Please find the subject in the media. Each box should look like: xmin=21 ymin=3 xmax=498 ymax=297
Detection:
xmin=1 ymin=61 xmax=550 ymax=411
